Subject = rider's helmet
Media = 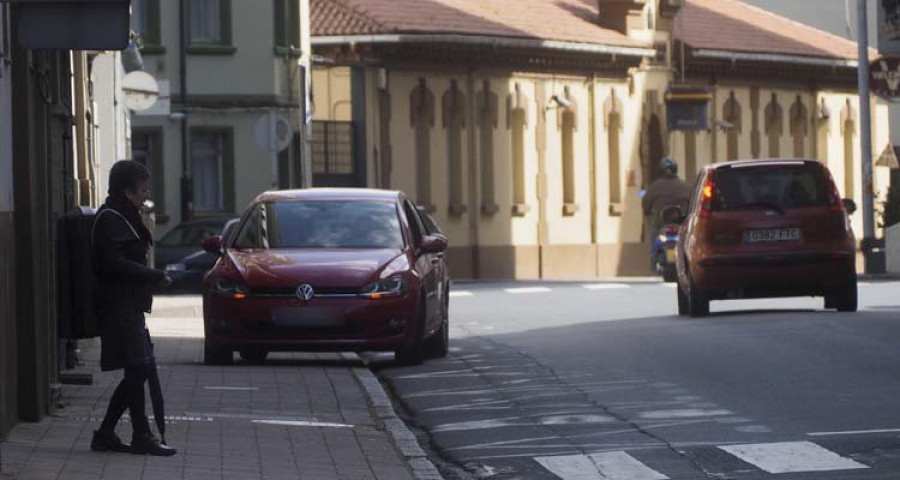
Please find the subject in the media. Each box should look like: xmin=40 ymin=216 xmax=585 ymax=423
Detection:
xmin=659 ymin=157 xmax=678 ymax=176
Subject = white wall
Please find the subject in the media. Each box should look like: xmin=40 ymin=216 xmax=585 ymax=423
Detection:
xmin=91 ymin=53 xmax=132 ymax=200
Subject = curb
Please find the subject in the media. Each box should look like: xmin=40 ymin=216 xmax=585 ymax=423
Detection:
xmin=345 ymin=355 xmax=443 ymax=480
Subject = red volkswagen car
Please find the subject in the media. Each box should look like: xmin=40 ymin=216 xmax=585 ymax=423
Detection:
xmin=676 ymin=159 xmax=857 ymax=317
xmin=200 ymin=189 xmax=450 ymax=365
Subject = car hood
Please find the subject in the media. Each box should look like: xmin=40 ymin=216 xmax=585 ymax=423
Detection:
xmin=226 ymin=248 xmax=404 ymax=288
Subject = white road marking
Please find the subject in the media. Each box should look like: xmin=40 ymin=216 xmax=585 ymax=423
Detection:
xmin=449 ymin=291 xmax=474 ymax=297
xmin=638 ymin=408 xmax=733 ymax=419
xmin=203 ymin=386 xmax=259 ymax=391
xmin=252 ymin=419 xmax=353 ymax=428
xmin=582 ymin=283 xmax=630 ymax=290
xmin=505 ymin=287 xmax=553 ymax=294
xmin=718 ymin=441 xmax=868 ymax=474
xmin=808 ymin=428 xmax=900 ymax=437
xmin=535 ymin=452 xmax=669 ymax=480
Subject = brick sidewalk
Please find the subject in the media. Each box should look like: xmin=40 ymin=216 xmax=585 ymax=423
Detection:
xmin=0 ymin=296 xmax=441 ymax=480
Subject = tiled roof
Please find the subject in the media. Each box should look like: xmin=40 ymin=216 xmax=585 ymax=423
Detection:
xmin=310 ymin=0 xmax=643 ymax=48
xmin=679 ymin=0 xmax=864 ymax=61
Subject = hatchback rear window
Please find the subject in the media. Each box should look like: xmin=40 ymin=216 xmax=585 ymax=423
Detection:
xmin=712 ymin=163 xmax=830 ymax=212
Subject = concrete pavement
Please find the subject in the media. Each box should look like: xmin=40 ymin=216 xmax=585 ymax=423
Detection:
xmin=0 ymin=296 xmax=441 ymax=480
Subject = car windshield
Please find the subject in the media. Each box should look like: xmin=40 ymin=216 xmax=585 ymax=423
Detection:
xmin=712 ymin=163 xmax=830 ymax=212
xmin=232 ymin=200 xmax=404 ymax=249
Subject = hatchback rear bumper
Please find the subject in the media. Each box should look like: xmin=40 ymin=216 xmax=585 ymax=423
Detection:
xmin=692 ymin=251 xmax=855 ymax=298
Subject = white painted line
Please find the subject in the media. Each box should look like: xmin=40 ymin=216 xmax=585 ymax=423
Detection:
xmin=582 ymin=283 xmax=630 ymax=290
xmin=535 ymin=452 xmax=669 ymax=480
xmin=718 ymin=441 xmax=868 ymax=474
xmin=449 ymin=291 xmax=474 ymax=298
xmin=589 ymin=451 xmax=669 ymax=480
xmin=505 ymin=287 xmax=552 ymax=294
xmin=808 ymin=428 xmax=900 ymax=437
xmin=204 ymin=386 xmax=259 ymax=391
xmin=252 ymin=419 xmax=353 ymax=428
xmin=535 ymin=454 xmax=604 ymax=480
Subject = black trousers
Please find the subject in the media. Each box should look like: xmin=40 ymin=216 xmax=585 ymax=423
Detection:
xmin=99 ymin=364 xmax=151 ymax=435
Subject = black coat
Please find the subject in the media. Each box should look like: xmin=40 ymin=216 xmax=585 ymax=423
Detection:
xmin=92 ymin=203 xmax=166 ymax=371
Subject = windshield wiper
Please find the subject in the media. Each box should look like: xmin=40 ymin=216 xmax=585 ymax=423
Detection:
xmin=731 ymin=202 xmax=785 ymax=215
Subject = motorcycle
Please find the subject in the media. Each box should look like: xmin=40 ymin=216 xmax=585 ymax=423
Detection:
xmin=653 ymin=205 xmax=682 ymax=283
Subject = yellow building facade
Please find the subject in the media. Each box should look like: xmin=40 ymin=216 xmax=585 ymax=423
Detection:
xmin=311 ymin=0 xmax=892 ymax=279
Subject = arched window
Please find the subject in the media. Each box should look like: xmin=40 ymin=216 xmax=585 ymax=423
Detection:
xmin=478 ymin=80 xmax=499 ymax=215
xmin=410 ymin=78 xmax=435 ymax=211
xmin=765 ymin=93 xmax=783 ymax=158
xmin=442 ymin=79 xmax=467 ymax=216
xmin=605 ymin=90 xmax=624 ymax=205
xmin=790 ymin=96 xmax=809 ymax=158
xmin=557 ymin=87 xmax=578 ymax=214
xmin=509 ymin=83 xmax=529 ymax=214
xmin=841 ymin=100 xmax=856 ymax=198
xmin=723 ymin=91 xmax=742 ymax=161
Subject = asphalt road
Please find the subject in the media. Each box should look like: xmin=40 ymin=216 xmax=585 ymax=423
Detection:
xmin=368 ymin=280 xmax=900 ymax=480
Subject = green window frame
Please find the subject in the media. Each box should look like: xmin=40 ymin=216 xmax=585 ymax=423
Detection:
xmin=274 ymin=0 xmax=301 ymax=56
xmin=188 ymin=0 xmax=236 ymax=55
xmin=189 ymin=127 xmax=235 ymax=216
xmin=131 ymin=0 xmax=164 ymax=54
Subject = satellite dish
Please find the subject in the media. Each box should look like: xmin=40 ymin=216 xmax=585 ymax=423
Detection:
xmin=254 ymin=113 xmax=293 ymax=153
xmin=122 ymin=71 xmax=159 ymax=111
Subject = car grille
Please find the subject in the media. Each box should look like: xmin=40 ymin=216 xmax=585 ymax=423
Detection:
xmin=249 ymin=286 xmax=361 ymax=298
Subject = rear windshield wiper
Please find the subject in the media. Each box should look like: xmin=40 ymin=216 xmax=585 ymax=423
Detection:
xmin=730 ymin=202 xmax=785 ymax=215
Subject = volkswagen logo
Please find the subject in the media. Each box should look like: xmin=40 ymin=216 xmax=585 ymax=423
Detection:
xmin=296 ymin=284 xmax=315 ymax=302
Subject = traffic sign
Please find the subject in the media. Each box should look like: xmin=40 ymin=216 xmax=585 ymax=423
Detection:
xmin=870 ymin=56 xmax=900 ymax=101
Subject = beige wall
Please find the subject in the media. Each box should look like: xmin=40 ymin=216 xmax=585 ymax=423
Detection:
xmin=313 ymin=63 xmax=888 ymax=279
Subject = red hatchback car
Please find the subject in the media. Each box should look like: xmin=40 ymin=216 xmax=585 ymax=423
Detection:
xmin=676 ymin=159 xmax=857 ymax=317
xmin=200 ymin=189 xmax=450 ymax=365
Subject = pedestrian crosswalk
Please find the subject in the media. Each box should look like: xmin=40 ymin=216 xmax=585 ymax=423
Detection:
xmin=533 ymin=441 xmax=871 ymax=479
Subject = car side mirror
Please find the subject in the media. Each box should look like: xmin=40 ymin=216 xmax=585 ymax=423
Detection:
xmin=202 ymin=235 xmax=223 ymax=255
xmin=842 ymin=198 xmax=857 ymax=215
xmin=420 ymin=235 xmax=448 ymax=254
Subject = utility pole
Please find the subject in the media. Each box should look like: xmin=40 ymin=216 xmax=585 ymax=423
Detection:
xmin=857 ymin=0 xmax=875 ymax=274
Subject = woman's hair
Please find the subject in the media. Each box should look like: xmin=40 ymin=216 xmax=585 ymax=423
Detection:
xmin=108 ymin=160 xmax=150 ymax=197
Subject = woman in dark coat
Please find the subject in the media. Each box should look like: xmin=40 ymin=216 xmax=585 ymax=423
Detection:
xmin=90 ymin=160 xmax=176 ymax=457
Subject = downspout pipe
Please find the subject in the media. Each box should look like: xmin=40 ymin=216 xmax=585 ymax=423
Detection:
xmin=179 ymin=0 xmax=192 ymax=221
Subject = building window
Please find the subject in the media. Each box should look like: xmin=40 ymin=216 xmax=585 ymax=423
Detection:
xmin=443 ymin=79 xmax=467 ymax=216
xmin=410 ymin=78 xmax=435 ymax=212
xmin=723 ymin=91 xmax=742 ymax=161
xmin=605 ymin=91 xmax=624 ymax=206
xmin=191 ymin=130 xmax=233 ymax=214
xmin=765 ymin=93 xmax=783 ymax=158
xmin=274 ymin=0 xmax=300 ymax=54
xmin=189 ymin=0 xmax=232 ymax=49
xmin=132 ymin=129 xmax=165 ymax=219
xmin=131 ymin=0 xmax=161 ymax=51
xmin=478 ymin=80 xmax=499 ymax=215
xmin=509 ymin=83 xmax=529 ymax=216
xmin=841 ymin=101 xmax=856 ymax=198
xmin=790 ymin=96 xmax=809 ymax=158
xmin=311 ymin=121 xmax=353 ymax=174
xmin=558 ymin=87 xmax=578 ymax=215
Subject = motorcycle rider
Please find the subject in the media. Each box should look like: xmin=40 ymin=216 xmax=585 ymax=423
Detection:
xmin=642 ymin=157 xmax=691 ymax=269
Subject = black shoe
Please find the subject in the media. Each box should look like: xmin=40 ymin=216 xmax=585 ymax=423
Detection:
xmin=130 ymin=432 xmax=177 ymax=456
xmin=90 ymin=430 xmax=131 ymax=453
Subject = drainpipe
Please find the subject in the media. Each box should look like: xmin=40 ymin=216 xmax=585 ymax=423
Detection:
xmin=178 ymin=0 xmax=192 ymax=221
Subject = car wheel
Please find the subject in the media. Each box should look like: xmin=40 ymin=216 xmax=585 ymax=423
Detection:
xmin=677 ymin=282 xmax=689 ymax=316
xmin=687 ymin=270 xmax=710 ymax=318
xmin=239 ymin=347 xmax=269 ymax=364
xmin=395 ymin=295 xmax=427 ymax=366
xmin=203 ymin=340 xmax=233 ymax=366
xmin=835 ymin=276 xmax=858 ymax=313
xmin=663 ymin=264 xmax=678 ymax=283
xmin=425 ymin=293 xmax=450 ymax=359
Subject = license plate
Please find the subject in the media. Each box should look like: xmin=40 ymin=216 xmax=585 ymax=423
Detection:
xmin=743 ymin=228 xmax=801 ymax=243
xmin=665 ymin=249 xmax=676 ymax=262
xmin=270 ymin=307 xmax=344 ymax=327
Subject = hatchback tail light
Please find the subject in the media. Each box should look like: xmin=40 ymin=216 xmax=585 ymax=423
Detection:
xmin=699 ymin=170 xmax=716 ymax=218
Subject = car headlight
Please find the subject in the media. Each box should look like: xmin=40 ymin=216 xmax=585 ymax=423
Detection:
xmin=165 ymin=263 xmax=186 ymax=272
xmin=360 ymin=274 xmax=408 ymax=299
xmin=210 ymin=276 xmax=250 ymax=297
